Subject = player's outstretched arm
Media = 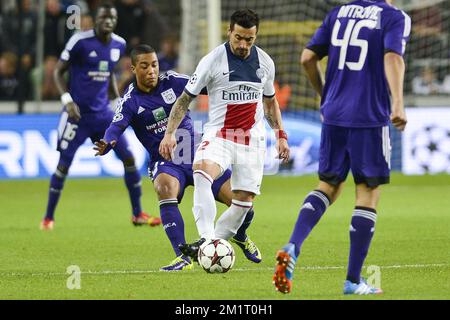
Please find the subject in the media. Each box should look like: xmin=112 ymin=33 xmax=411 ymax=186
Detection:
xmin=159 ymin=91 xmax=194 ymax=161
xmin=54 ymin=59 xmax=81 ymax=122
xmin=263 ymin=96 xmax=290 ymax=163
xmin=93 ymin=123 xmax=125 ymax=156
xmin=94 ymin=99 xmax=132 ymax=156
xmin=301 ymin=48 xmax=324 ymax=98
xmin=385 ymin=52 xmax=407 ymax=131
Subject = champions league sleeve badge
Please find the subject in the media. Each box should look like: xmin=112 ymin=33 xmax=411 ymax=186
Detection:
xmin=189 ymin=73 xmax=198 ymax=85
xmin=112 ymin=112 xmax=123 ymax=123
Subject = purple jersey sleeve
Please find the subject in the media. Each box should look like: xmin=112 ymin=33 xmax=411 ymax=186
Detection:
xmin=60 ymin=33 xmax=83 ymax=63
xmin=104 ymin=97 xmax=136 ymax=145
xmin=306 ymin=12 xmax=333 ymax=59
xmin=383 ymin=10 xmax=411 ymax=56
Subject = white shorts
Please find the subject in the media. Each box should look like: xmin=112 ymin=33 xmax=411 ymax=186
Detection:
xmin=193 ymin=136 xmax=266 ymax=195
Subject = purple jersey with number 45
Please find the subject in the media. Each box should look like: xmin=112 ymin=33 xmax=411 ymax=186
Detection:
xmin=307 ymin=0 xmax=411 ymax=128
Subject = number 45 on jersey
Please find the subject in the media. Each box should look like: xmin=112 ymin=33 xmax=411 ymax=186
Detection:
xmin=332 ymin=19 xmax=378 ymax=71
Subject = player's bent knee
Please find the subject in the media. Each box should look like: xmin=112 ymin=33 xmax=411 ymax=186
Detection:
xmin=317 ymin=181 xmax=342 ymax=204
xmin=232 ymin=190 xmax=255 ymax=203
xmin=155 ymin=186 xmax=177 ymax=200
xmin=193 ymin=161 xmax=222 ymax=180
xmin=154 ymin=175 xmax=179 ymax=200
xmin=355 ymin=184 xmax=380 ymax=209
xmin=217 ymin=192 xmax=232 ymax=207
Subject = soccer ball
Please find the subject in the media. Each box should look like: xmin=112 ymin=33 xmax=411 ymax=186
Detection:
xmin=198 ymin=239 xmax=235 ymax=273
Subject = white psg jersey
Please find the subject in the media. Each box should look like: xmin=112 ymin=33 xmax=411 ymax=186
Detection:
xmin=185 ymin=42 xmax=276 ymax=146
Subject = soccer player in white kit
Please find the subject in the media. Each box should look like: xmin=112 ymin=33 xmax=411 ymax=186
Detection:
xmin=159 ymin=9 xmax=290 ymax=259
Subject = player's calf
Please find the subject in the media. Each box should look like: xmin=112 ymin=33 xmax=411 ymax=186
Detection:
xmin=40 ymin=166 xmax=68 ymax=230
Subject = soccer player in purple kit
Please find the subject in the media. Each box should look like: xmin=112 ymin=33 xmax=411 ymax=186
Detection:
xmin=94 ymin=45 xmax=262 ymax=271
xmin=40 ymin=2 xmax=161 ymax=230
xmin=273 ymin=0 xmax=410 ymax=294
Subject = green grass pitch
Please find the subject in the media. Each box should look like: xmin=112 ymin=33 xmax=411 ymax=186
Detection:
xmin=0 ymin=174 xmax=449 ymax=300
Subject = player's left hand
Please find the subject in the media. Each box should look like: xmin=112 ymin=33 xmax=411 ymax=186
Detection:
xmin=94 ymin=139 xmax=116 ymax=156
xmin=159 ymin=133 xmax=177 ymax=161
xmin=276 ymin=138 xmax=290 ymax=164
xmin=390 ymin=104 xmax=407 ymax=132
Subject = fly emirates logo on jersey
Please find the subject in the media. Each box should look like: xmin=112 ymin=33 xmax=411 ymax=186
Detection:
xmin=222 ymin=84 xmax=261 ymax=102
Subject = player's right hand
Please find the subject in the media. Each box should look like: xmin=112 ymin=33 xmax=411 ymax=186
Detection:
xmin=390 ymin=102 xmax=407 ymax=132
xmin=94 ymin=139 xmax=116 ymax=156
xmin=66 ymin=102 xmax=81 ymax=122
xmin=277 ymin=138 xmax=290 ymax=164
xmin=159 ymin=133 xmax=177 ymax=161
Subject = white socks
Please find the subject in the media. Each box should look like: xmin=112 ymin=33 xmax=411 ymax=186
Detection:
xmin=193 ymin=170 xmax=217 ymax=239
xmin=193 ymin=170 xmax=253 ymax=240
xmin=215 ymin=199 xmax=252 ymax=240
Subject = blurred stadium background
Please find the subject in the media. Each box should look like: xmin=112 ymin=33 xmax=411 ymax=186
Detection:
xmin=0 ymin=0 xmax=449 ymax=180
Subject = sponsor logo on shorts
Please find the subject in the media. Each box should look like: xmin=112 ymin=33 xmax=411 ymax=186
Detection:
xmin=197 ymin=141 xmax=210 ymax=151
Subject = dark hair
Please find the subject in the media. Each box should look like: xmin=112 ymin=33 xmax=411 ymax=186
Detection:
xmin=230 ymin=9 xmax=259 ymax=31
xmin=98 ymin=1 xmax=115 ymax=11
xmin=131 ymin=44 xmax=156 ymax=65
xmin=95 ymin=1 xmax=116 ymax=17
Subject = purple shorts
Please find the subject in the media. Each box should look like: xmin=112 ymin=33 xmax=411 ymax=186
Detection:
xmin=56 ymin=108 xmax=133 ymax=167
xmin=318 ymin=124 xmax=391 ymax=187
xmin=148 ymin=161 xmax=232 ymax=203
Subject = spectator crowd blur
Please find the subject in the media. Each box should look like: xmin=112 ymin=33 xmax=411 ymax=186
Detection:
xmin=0 ymin=0 xmax=448 ymax=103
xmin=0 ymin=0 xmax=181 ymax=101
xmin=408 ymin=1 xmax=450 ymax=96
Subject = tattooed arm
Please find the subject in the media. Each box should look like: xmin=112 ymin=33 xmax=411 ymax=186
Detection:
xmin=159 ymin=91 xmax=194 ymax=160
xmin=263 ymin=96 xmax=283 ymax=130
xmin=165 ymin=92 xmax=194 ymax=135
xmin=263 ymin=95 xmax=290 ymax=163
